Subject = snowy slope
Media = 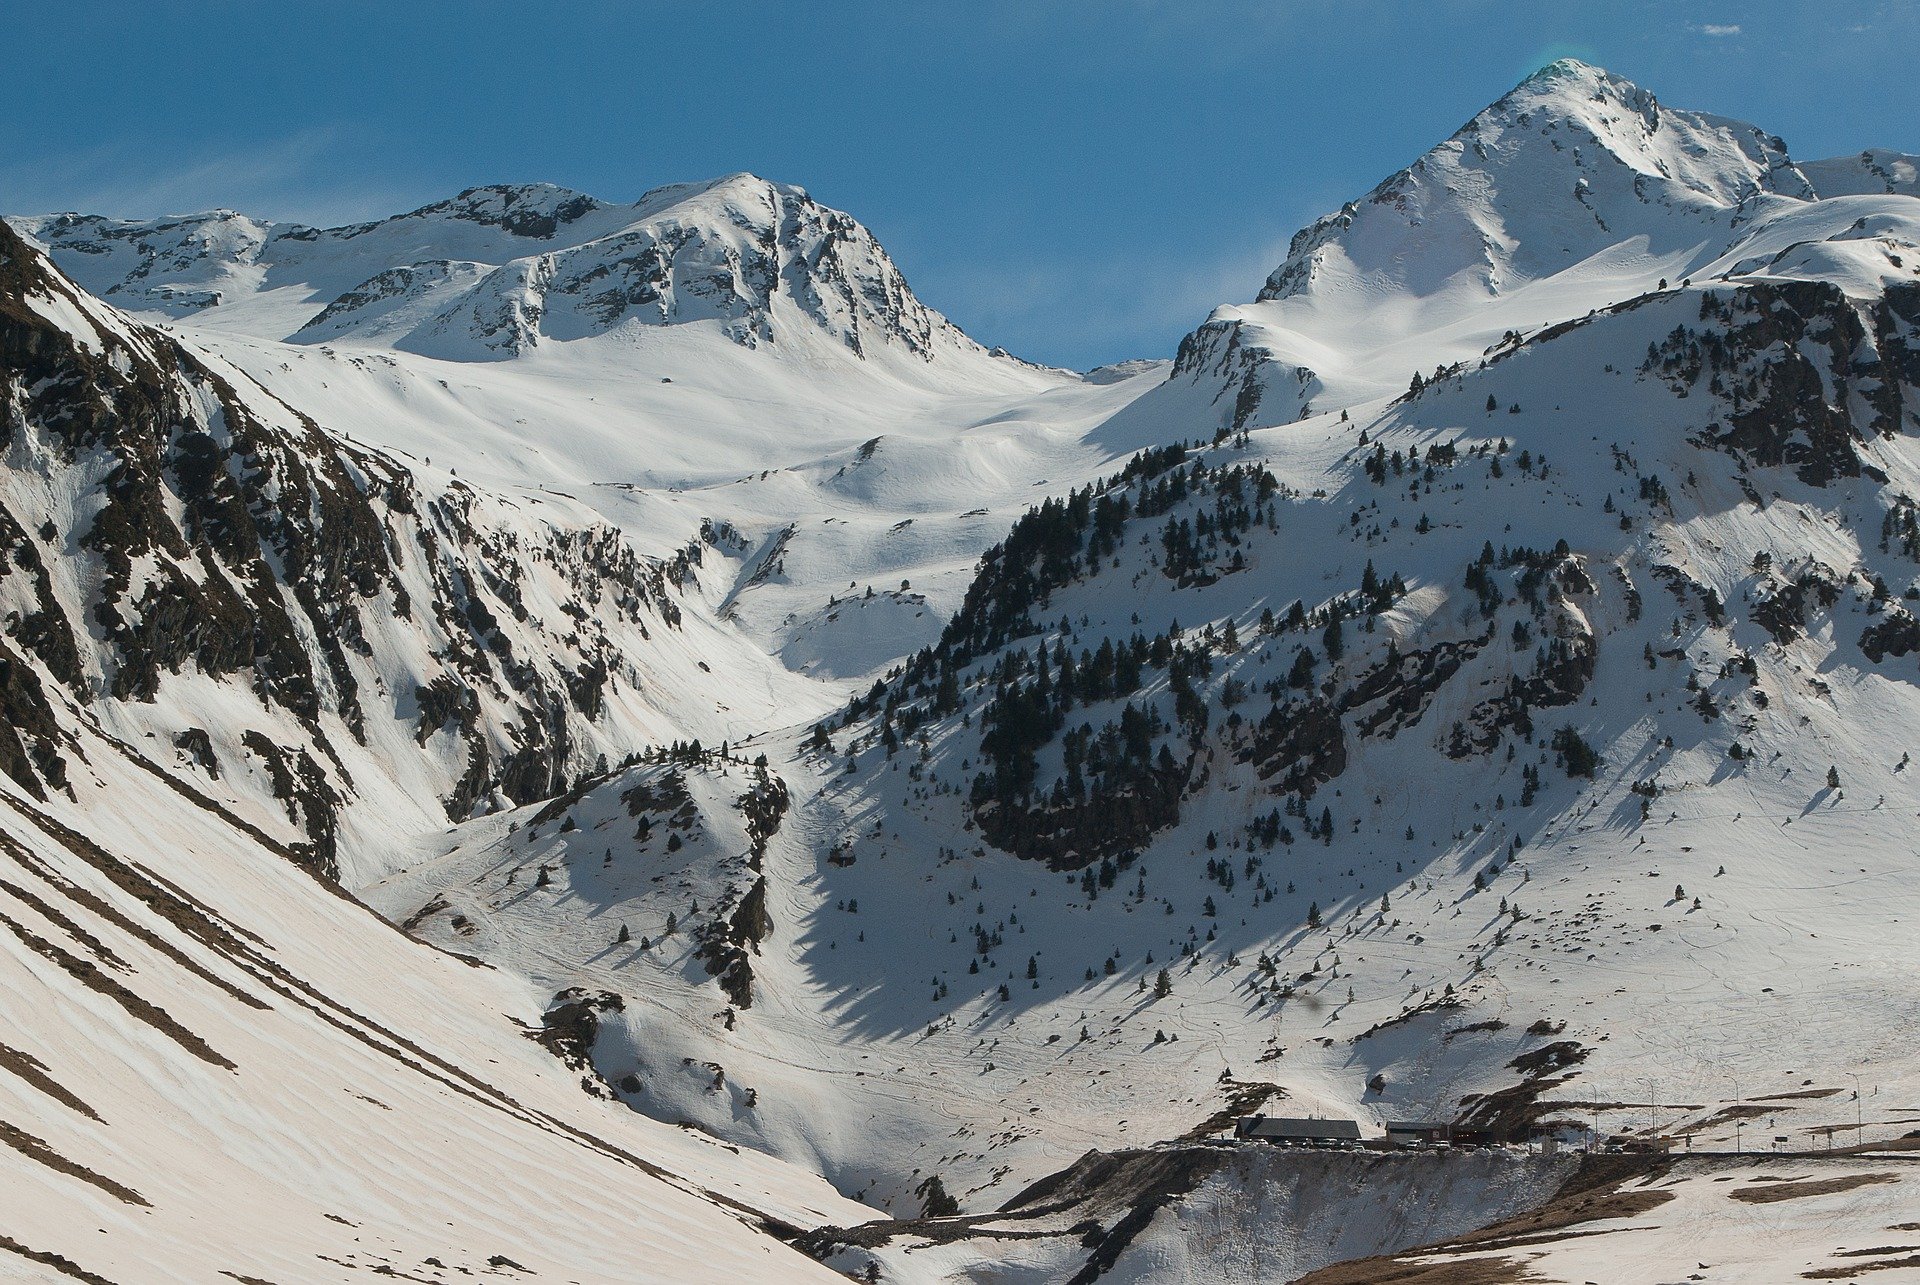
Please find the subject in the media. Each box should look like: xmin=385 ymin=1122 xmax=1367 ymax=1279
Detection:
xmin=0 ymin=665 xmax=870 ymax=1282
xmin=0 ymin=222 xmax=854 ymax=890
xmin=0 ymin=224 xmax=883 ymax=1284
xmin=15 ymin=175 xmax=1168 ymax=701
xmin=382 ymin=263 xmax=1920 ymax=1221
xmin=164 ymin=325 xmax=1149 ymax=693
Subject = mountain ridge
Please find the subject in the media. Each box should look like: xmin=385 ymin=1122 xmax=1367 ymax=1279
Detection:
xmin=11 ymin=171 xmax=995 ymax=367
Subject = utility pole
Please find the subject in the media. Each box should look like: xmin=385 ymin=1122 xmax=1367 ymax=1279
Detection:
xmin=1849 ymin=1072 xmax=1863 ymax=1147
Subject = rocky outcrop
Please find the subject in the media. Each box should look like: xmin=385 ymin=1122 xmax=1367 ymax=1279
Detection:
xmin=693 ymin=767 xmax=789 ymax=1007
xmin=0 ymin=222 xmax=693 ymax=866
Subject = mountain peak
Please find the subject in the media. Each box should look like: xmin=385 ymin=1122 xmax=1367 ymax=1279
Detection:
xmin=1508 ymin=56 xmax=1617 ymax=93
xmin=648 ymin=169 xmax=800 ymax=200
xmin=1484 ymin=58 xmax=1665 ymax=129
xmin=328 ymin=171 xmax=977 ymax=361
xmin=1256 ymin=60 xmax=1811 ymax=308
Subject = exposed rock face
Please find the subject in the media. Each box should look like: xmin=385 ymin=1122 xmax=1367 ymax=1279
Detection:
xmin=1449 ymin=626 xmax=1597 ymax=760
xmin=1751 ymin=568 xmax=1840 ymax=644
xmin=693 ymin=766 xmax=789 ymax=1008
xmin=1246 ymin=698 xmax=1347 ymax=796
xmin=532 ymin=988 xmax=626 ymax=1099
xmin=0 ymin=636 xmax=65 ymax=800
xmin=1645 ymin=280 xmax=1920 ymax=486
xmin=1860 ymin=611 xmax=1920 ymax=662
xmin=1169 ymin=317 xmax=1317 ymax=433
xmin=0 ymin=222 xmax=696 ymax=872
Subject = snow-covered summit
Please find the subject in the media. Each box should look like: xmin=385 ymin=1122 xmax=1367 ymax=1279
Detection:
xmin=1262 ymin=58 xmax=1813 ymax=305
xmin=1143 ymin=59 xmax=1918 ymax=437
xmin=11 ymin=172 xmax=988 ymax=364
xmin=379 ymin=171 xmax=981 ymax=361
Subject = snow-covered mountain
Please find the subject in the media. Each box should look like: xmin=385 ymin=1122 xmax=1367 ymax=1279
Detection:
xmin=0 ymin=227 xmax=877 ymax=1283
xmin=1135 ymin=58 xmax=1919 ymax=438
xmin=5 ymin=58 xmax=1919 ymax=1285
xmin=14 ymin=174 xmax=987 ymax=363
xmin=14 ymin=173 xmax=1163 ymax=712
xmin=0 ymin=220 xmax=847 ymax=889
xmin=381 ymin=251 xmax=1920 ymax=1224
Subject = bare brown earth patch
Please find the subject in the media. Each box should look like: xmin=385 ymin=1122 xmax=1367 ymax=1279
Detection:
xmin=0 ymin=1235 xmax=118 ymax=1285
xmin=1729 ymin=1172 xmax=1900 ymax=1204
xmin=0 ymin=1119 xmax=147 ymax=1205
xmin=1177 ymin=1078 xmax=1286 ymax=1140
xmin=0 ymin=1042 xmax=100 ymax=1120
xmin=1805 ymin=1252 xmax=1920 ymax=1278
xmin=1292 ymin=1254 xmax=1540 ymax=1285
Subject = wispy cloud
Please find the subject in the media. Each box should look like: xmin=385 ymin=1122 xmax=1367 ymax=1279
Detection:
xmin=0 ymin=128 xmax=418 ymax=225
xmin=1694 ymin=22 xmax=1742 ymax=36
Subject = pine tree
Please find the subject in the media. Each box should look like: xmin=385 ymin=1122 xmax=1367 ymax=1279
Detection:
xmin=1154 ymin=968 xmax=1173 ymax=999
xmin=916 ymin=1175 xmax=959 ymax=1219
xmin=1323 ymin=614 xmax=1345 ymax=661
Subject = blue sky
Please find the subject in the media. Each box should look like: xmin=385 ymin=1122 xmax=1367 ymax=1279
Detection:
xmin=5 ymin=1 xmax=1914 ymax=369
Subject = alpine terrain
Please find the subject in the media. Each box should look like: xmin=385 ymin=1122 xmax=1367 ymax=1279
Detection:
xmin=4 ymin=59 xmax=1920 ymax=1283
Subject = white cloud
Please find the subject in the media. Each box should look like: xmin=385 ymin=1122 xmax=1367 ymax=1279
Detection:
xmin=1695 ymin=23 xmax=1742 ymax=36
